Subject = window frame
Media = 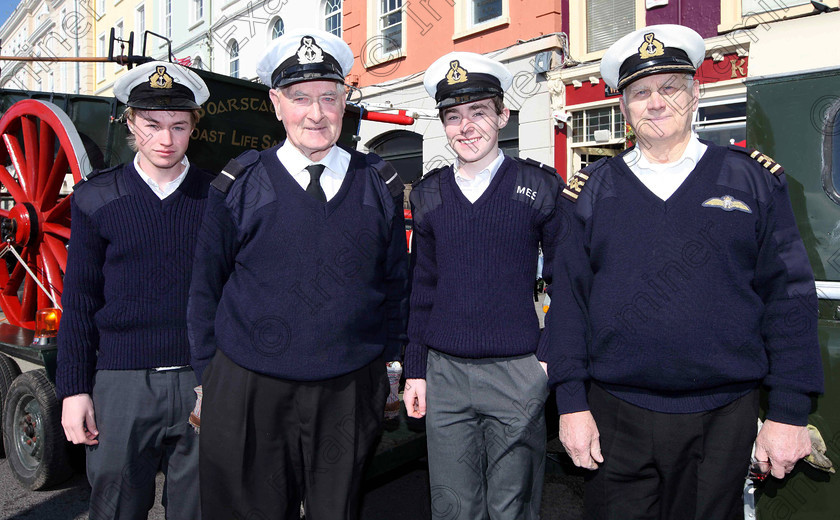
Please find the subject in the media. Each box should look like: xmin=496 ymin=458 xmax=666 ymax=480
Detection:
xmin=192 ymin=0 xmax=204 ymax=24
xmin=228 ymin=40 xmax=240 ymax=79
xmin=324 ymin=0 xmax=342 ymax=37
xmin=97 ymin=32 xmax=106 ymax=82
xmin=270 ymin=17 xmax=284 ymax=40
xmin=164 ymin=0 xmax=172 ymax=39
xmin=364 ymin=0 xmax=405 ymax=67
xmin=568 ymin=0 xmax=645 ymax=63
xmin=822 ymin=97 xmax=840 ymax=205
xmin=453 ymin=0 xmax=510 ymax=40
xmin=135 ymin=3 xmax=145 ymax=40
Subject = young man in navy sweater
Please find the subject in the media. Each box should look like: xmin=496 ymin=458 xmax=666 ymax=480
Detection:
xmin=403 ymin=52 xmax=565 ymax=519
xmin=56 ymin=61 xmax=212 ymax=519
xmin=549 ymin=24 xmax=824 ymax=519
xmin=188 ymin=29 xmax=408 ymax=520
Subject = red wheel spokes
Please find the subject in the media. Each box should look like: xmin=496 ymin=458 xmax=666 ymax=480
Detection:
xmin=0 ymin=100 xmax=89 ymax=329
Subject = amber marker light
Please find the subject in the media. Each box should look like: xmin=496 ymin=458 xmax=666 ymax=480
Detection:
xmin=33 ymin=308 xmax=62 ymax=345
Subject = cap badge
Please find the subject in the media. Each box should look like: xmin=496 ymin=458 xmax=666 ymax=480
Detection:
xmin=149 ymin=66 xmax=173 ymax=89
xmin=446 ymin=60 xmax=468 ymax=86
xmin=638 ymin=33 xmax=665 ymax=60
xmin=296 ymin=36 xmax=325 ymax=64
xmin=702 ymin=195 xmax=752 ymax=214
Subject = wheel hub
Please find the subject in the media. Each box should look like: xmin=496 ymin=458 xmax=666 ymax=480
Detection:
xmin=0 ymin=203 xmax=40 ymax=247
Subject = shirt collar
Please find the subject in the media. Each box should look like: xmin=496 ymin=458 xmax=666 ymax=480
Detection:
xmin=133 ymin=153 xmax=190 ymax=192
xmin=454 ymin=149 xmax=505 ymax=185
xmin=625 ymin=135 xmax=707 ymax=173
xmin=277 ymin=140 xmax=349 ymax=176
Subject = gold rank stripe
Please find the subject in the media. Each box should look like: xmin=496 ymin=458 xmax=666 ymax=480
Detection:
xmin=561 ymin=171 xmax=590 ymax=201
xmin=749 ymin=149 xmax=784 ymax=176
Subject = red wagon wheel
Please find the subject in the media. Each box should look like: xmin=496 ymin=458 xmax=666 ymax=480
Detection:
xmin=0 ymin=100 xmax=92 ymax=329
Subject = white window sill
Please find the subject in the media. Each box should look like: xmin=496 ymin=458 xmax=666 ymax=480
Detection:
xmin=453 ymin=16 xmax=510 ymax=41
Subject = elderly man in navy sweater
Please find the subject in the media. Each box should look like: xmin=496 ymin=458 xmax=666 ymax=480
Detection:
xmin=187 ymin=29 xmax=408 ymax=520
xmin=403 ymin=52 xmax=565 ymax=519
xmin=548 ymin=24 xmax=824 ymax=519
xmin=56 ymin=61 xmax=212 ymax=519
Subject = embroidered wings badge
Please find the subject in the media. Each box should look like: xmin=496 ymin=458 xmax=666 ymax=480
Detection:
xmin=702 ymin=195 xmax=752 ymax=213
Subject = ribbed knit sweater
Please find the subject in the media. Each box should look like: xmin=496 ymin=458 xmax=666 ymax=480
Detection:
xmin=188 ymin=146 xmax=408 ymax=384
xmin=55 ymin=162 xmax=213 ymax=400
xmin=547 ymin=143 xmax=824 ymax=425
xmin=404 ymin=156 xmax=565 ymax=379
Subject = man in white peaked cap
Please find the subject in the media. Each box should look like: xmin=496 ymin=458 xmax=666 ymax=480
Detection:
xmin=57 ymin=60 xmax=212 ymax=519
xmin=547 ymin=24 xmax=823 ymax=519
xmin=404 ymin=51 xmax=566 ymax=519
xmin=188 ymin=28 xmax=408 ymax=520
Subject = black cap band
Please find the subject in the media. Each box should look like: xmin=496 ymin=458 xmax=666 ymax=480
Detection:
xmin=271 ymin=54 xmax=344 ymax=88
xmin=617 ymin=47 xmax=695 ymax=90
xmin=126 ymin=82 xmax=200 ymax=110
xmin=434 ymin=72 xmax=503 ymax=109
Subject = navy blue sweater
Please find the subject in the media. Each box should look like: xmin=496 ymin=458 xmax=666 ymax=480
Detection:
xmin=404 ymin=156 xmax=565 ymax=379
xmin=188 ymin=145 xmax=408 ymax=384
xmin=547 ymin=143 xmax=823 ymax=425
xmin=56 ymin=163 xmax=213 ymax=400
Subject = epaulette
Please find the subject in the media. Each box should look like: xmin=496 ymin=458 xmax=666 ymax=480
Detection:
xmin=561 ymin=158 xmax=607 ymax=202
xmin=412 ymin=166 xmax=446 ymax=188
xmin=728 ymin=145 xmax=785 ymax=176
xmin=75 ymin=164 xmax=119 ymax=189
xmin=367 ymin=154 xmax=404 ymax=198
xmin=514 ymin=157 xmax=557 ymax=176
xmin=211 ymin=149 xmax=261 ymax=194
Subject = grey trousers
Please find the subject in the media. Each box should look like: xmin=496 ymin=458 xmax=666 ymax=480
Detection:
xmin=425 ymin=350 xmax=549 ymax=520
xmin=86 ymin=368 xmax=200 ymax=520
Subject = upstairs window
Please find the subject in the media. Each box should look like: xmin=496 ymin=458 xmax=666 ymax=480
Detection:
xmin=325 ymin=0 xmax=342 ymax=37
xmin=380 ymin=0 xmax=403 ymax=54
xmin=229 ymin=40 xmax=239 ymax=79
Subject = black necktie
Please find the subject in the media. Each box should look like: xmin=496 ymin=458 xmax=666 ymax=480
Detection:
xmin=305 ymin=164 xmax=327 ymax=202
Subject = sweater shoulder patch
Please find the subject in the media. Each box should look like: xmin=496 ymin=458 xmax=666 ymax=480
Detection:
xmin=410 ymin=167 xmax=446 ymax=225
xmin=211 ymin=149 xmax=261 ymax=194
xmin=366 ymin=153 xmax=405 ymax=198
xmin=727 ymin=145 xmax=785 ymax=177
xmin=72 ymin=165 xmax=125 ymax=216
xmin=511 ymin=157 xmax=562 ymax=217
xmin=412 ymin=166 xmax=446 ymax=188
xmin=513 ymin=157 xmax=558 ymax=176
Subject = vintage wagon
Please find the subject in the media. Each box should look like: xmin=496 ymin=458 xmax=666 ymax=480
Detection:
xmin=0 ymin=33 xmax=421 ymax=491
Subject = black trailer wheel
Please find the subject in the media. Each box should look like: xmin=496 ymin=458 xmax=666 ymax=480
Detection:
xmin=0 ymin=353 xmax=22 ymax=457
xmin=2 ymin=369 xmax=72 ymax=490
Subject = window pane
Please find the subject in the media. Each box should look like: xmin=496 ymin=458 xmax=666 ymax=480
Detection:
xmin=572 ymin=111 xmax=584 ymax=144
xmin=587 ymin=0 xmax=635 ymax=53
xmin=272 ymin=18 xmax=284 ymax=39
xmin=325 ymin=0 xmax=342 ymax=36
xmin=473 ymin=0 xmax=502 ymax=24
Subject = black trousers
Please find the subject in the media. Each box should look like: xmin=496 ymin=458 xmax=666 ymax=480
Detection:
xmin=584 ymin=384 xmax=759 ymax=520
xmin=199 ymin=350 xmax=388 ymax=520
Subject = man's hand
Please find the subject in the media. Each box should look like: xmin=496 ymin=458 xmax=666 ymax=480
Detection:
xmin=189 ymin=386 xmax=202 ymax=433
xmin=559 ymin=410 xmax=603 ymax=470
xmin=61 ymin=394 xmax=99 ymax=445
xmin=754 ymin=419 xmax=811 ymax=479
xmin=404 ymin=378 xmax=427 ymax=418
xmin=540 ymin=361 xmax=548 ymax=376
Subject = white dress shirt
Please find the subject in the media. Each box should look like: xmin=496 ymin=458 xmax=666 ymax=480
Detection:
xmin=133 ymin=154 xmax=190 ymax=200
xmin=623 ymin=136 xmax=707 ymax=201
xmin=454 ymin=150 xmax=505 ymax=203
xmin=277 ymin=141 xmax=351 ymax=201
